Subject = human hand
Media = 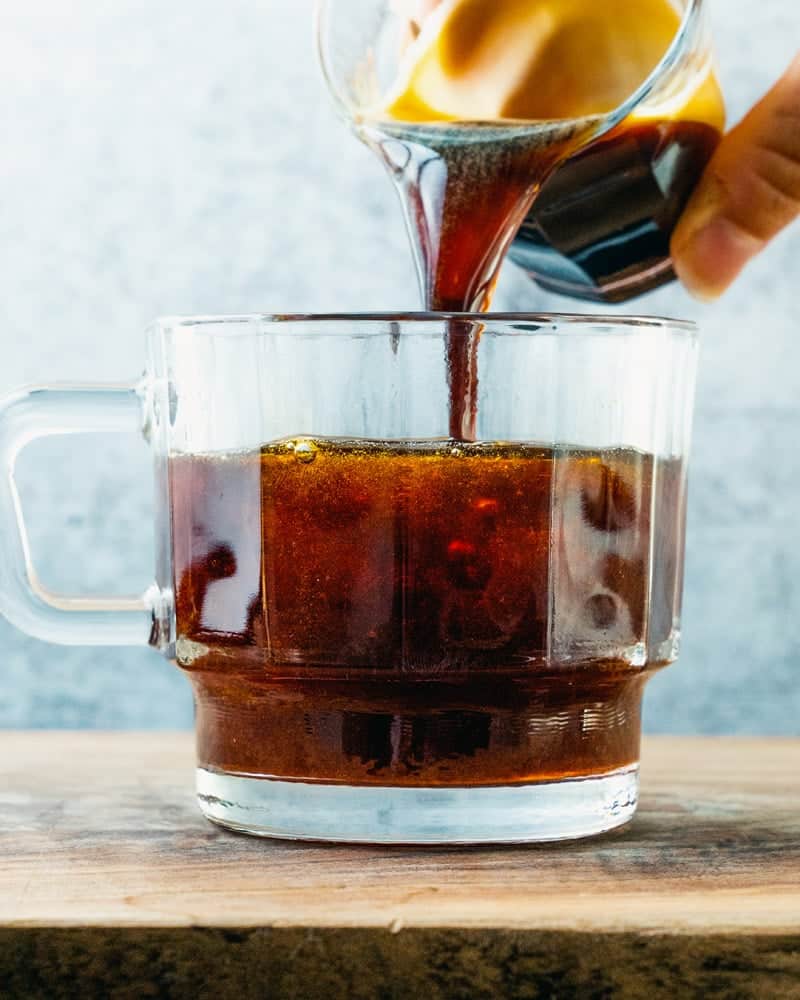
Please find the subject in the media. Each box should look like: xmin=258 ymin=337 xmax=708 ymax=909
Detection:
xmin=396 ymin=4 xmax=800 ymax=301
xmin=672 ymin=54 xmax=800 ymax=300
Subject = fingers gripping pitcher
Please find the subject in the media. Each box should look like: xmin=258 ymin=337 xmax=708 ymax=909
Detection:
xmin=318 ymin=0 xmax=724 ymax=309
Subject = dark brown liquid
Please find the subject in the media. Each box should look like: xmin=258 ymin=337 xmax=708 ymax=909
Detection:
xmin=511 ymin=119 xmax=721 ymax=301
xmin=172 ymin=441 xmax=685 ymax=787
xmin=366 ymin=120 xmax=596 ymax=438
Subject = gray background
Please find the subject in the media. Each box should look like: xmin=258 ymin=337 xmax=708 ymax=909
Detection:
xmin=0 ymin=0 xmax=798 ymax=732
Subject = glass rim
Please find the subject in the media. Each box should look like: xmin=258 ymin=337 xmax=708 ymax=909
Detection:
xmin=314 ymin=0 xmax=705 ymax=131
xmin=611 ymin=0 xmax=706 ymax=130
xmin=157 ymin=312 xmax=698 ymax=338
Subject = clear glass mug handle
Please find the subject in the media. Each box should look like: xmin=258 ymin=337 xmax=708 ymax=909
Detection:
xmin=0 ymin=382 xmax=170 ymax=646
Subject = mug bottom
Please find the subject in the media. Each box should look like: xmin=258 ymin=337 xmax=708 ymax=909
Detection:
xmin=195 ymin=765 xmax=639 ymax=844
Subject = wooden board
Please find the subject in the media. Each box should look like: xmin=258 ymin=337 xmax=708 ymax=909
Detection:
xmin=1 ymin=733 xmax=799 ymax=999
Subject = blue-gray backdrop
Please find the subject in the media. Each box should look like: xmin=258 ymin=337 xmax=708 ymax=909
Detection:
xmin=0 ymin=0 xmax=798 ymax=732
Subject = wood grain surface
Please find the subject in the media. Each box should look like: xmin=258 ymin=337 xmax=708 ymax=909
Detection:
xmin=1 ymin=733 xmax=799 ymax=999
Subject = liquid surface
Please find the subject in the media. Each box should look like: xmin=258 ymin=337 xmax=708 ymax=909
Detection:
xmin=381 ymin=0 xmax=683 ymax=123
xmin=171 ymin=441 xmax=685 ymax=786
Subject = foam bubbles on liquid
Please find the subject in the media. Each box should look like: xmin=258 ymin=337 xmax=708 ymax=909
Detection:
xmin=293 ymin=440 xmax=318 ymax=464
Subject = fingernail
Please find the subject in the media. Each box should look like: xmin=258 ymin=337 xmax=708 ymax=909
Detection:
xmin=673 ymin=216 xmax=762 ymax=302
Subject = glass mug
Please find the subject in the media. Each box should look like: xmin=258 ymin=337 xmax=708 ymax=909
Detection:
xmin=0 ymin=314 xmax=697 ymax=844
xmin=316 ymin=0 xmax=725 ymax=304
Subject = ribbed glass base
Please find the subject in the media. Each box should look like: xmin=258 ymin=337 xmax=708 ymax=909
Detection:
xmin=196 ymin=765 xmax=639 ymax=844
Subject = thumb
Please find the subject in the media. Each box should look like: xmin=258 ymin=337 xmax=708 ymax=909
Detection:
xmin=671 ymin=53 xmax=800 ymax=300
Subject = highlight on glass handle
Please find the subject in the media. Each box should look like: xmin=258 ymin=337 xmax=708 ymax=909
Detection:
xmin=0 ymin=382 xmax=169 ymax=647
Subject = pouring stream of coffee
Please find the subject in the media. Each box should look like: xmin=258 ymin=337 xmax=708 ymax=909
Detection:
xmin=355 ymin=0 xmax=714 ymax=440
